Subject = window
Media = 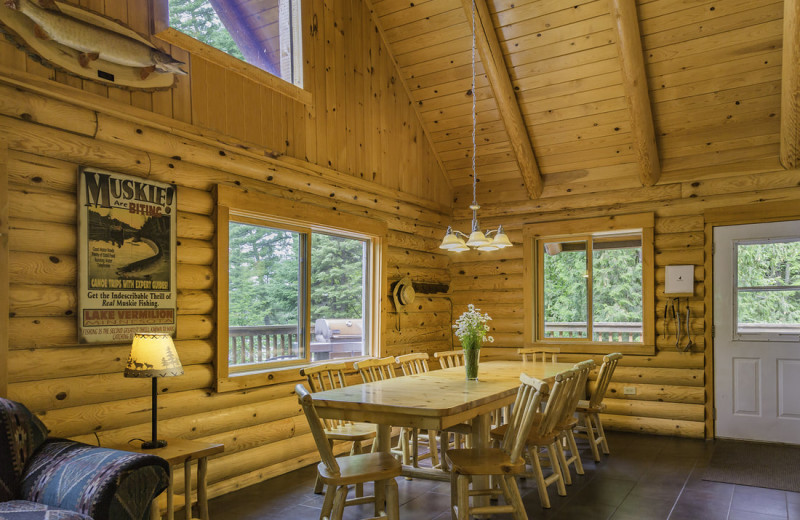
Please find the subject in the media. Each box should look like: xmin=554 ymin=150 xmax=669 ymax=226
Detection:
xmin=216 ymin=186 xmax=386 ymax=391
xmin=734 ymin=238 xmax=800 ymax=340
xmin=523 ymin=214 xmax=655 ymax=354
xmin=163 ymin=0 xmax=303 ymax=87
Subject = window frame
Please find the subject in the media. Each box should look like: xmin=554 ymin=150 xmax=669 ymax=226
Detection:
xmin=151 ymin=0 xmax=311 ymax=105
xmin=215 ymin=185 xmax=387 ymax=391
xmin=523 ymin=213 xmax=655 ymax=355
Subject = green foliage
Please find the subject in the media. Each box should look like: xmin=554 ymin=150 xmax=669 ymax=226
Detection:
xmin=737 ymin=241 xmax=800 ymax=324
xmin=543 ymin=247 xmax=587 ymax=324
xmin=228 ymin=223 xmax=366 ymax=328
xmin=168 ymin=0 xmax=245 ymax=60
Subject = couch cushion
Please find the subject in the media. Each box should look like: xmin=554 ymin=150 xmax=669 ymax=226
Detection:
xmin=0 ymin=500 xmax=93 ymax=519
xmin=0 ymin=400 xmax=49 ymax=501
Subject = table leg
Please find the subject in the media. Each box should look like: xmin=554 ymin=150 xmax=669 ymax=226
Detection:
xmin=185 ymin=461 xmax=192 ymax=520
xmin=471 ymin=413 xmax=492 ymax=514
xmin=374 ymin=424 xmax=391 ymax=516
xmin=166 ymin=464 xmax=174 ymax=520
xmin=198 ymin=457 xmax=209 ymax=520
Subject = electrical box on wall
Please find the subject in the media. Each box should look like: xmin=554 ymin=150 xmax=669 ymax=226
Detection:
xmin=665 ymin=265 xmax=694 ymax=295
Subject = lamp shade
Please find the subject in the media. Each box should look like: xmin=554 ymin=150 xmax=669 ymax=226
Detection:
xmin=492 ymin=227 xmax=513 ymax=249
xmin=125 ymin=333 xmax=184 ymax=378
xmin=465 ymin=230 xmax=489 ymax=247
xmin=440 ymin=228 xmax=466 ymax=250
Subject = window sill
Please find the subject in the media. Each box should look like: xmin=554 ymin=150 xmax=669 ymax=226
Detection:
xmin=527 ymin=341 xmax=655 ymax=356
xmin=155 ymin=27 xmax=312 ymax=106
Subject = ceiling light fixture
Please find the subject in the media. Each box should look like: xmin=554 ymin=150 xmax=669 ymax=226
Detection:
xmin=439 ymin=0 xmax=511 ymax=253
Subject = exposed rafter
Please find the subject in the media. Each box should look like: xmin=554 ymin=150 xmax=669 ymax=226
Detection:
xmin=781 ymin=0 xmax=800 ymax=169
xmin=461 ymin=0 xmax=543 ymax=200
xmin=610 ymin=0 xmax=661 ymax=186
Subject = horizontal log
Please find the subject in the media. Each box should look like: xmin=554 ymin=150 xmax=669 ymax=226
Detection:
xmin=387 ymin=230 xmax=441 ymax=252
xmin=654 ymin=232 xmax=704 ymax=250
xmin=384 ymin=340 xmax=454 ymax=358
xmin=558 ymin=351 xmax=704 ymax=369
xmin=656 ymin=318 xmax=704 ymax=336
xmin=449 ymin=274 xmax=522 ymax=291
xmin=602 ymin=398 xmax=705 ymax=422
xmin=9 ymin=187 xmax=75 ymax=224
xmin=450 ymin=290 xmax=522 ymax=304
xmin=387 ymin=265 xmax=449 ymax=284
xmin=176 ymin=314 xmax=213 ymax=340
xmin=8 ymin=251 xmax=76 ymax=285
xmin=197 ymin=415 xmax=311 ymax=457
xmin=11 ymin=364 xmax=214 ymax=412
xmin=600 ymin=413 xmax=704 ymax=438
xmin=8 ymin=283 xmax=75 ymax=317
xmin=655 ymin=283 xmax=705 ymax=299
xmin=451 ymin=259 xmax=524 ymax=277
xmin=8 ymin=150 xmax=79 ymax=192
xmin=8 ymin=218 xmax=75 ymax=254
xmin=384 ymin=326 xmax=451 ymax=346
xmin=654 ymin=248 xmax=704 ymax=266
xmin=177 ymin=264 xmax=214 ymax=290
xmin=386 ymin=247 xmax=449 ymax=270
xmin=594 ymin=366 xmax=704 ymax=387
xmin=177 ymin=290 xmax=214 ymax=315
xmin=382 ymin=295 xmax=453 ymax=313
xmin=594 ymin=381 xmax=705 ymax=404
xmin=177 ymin=238 xmax=215 ymax=265
xmin=9 ymin=339 xmax=214 ymax=381
xmin=656 ymin=336 xmax=705 ymax=351
xmin=0 ymin=83 xmax=96 ymax=136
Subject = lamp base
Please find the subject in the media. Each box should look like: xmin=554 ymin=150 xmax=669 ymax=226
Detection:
xmin=141 ymin=439 xmax=167 ymax=449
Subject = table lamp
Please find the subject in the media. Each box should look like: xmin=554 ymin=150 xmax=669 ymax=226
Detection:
xmin=124 ymin=333 xmax=184 ymax=449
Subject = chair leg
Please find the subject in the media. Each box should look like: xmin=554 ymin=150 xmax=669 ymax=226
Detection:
xmin=529 ymin=446 xmax=550 ymax=508
xmin=330 ymin=485 xmax=348 ymax=520
xmin=565 ymin=429 xmax=584 ymax=475
xmin=320 ymin=483 xmax=336 ymax=519
xmin=411 ymin=429 xmax=420 ymax=468
xmin=450 ymin=468 xmax=459 ymax=520
xmin=594 ymin=412 xmax=610 ymax=455
xmin=384 ymin=478 xmax=400 ymax=520
xmin=315 ymin=443 xmax=334 ymax=494
xmin=503 ymin=474 xmax=528 ymax=520
xmin=555 ymin=436 xmax=572 ymax=485
xmin=582 ymin=412 xmax=601 ymax=462
xmin=439 ymin=431 xmax=450 ymax=472
xmin=456 ymin=474 xmax=471 ymax=520
xmin=352 ymin=441 xmax=364 ymax=498
xmin=547 ymin=442 xmax=567 ymax=497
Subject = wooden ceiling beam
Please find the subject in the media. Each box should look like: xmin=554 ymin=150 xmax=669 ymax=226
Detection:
xmin=461 ymin=0 xmax=543 ymax=199
xmin=781 ymin=0 xmax=800 ymax=169
xmin=610 ymin=0 xmax=661 ymax=186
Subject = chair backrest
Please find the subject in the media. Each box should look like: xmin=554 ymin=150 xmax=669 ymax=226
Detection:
xmin=434 ymin=350 xmax=464 ymax=369
xmin=518 ymin=346 xmax=560 ymax=363
xmin=300 ymin=362 xmax=348 ymax=392
xmin=532 ymin=368 xmax=576 ymax=438
xmin=299 ymin=362 xmax=353 ymax=431
xmin=589 ymin=353 xmax=623 ymax=408
xmin=499 ymin=374 xmax=547 ymax=464
xmin=395 ymin=352 xmax=430 ymax=376
xmin=563 ymin=360 xmax=595 ymax=423
xmin=353 ymin=356 xmax=397 ymax=382
xmin=295 ymin=384 xmax=340 ymax=476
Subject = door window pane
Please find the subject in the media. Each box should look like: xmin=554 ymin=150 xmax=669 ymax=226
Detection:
xmin=736 ymin=240 xmax=800 ymax=334
xmin=228 ymin=222 xmax=303 ymax=367
xmin=310 ymin=234 xmax=368 ymax=361
xmin=543 ymin=240 xmax=588 ymax=338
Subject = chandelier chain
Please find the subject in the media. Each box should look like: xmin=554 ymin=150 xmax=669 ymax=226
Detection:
xmin=471 ymin=0 xmax=477 ymax=210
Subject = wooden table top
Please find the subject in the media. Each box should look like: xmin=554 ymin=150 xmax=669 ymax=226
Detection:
xmin=112 ymin=438 xmax=224 ymax=465
xmin=311 ymin=360 xmax=574 ymax=430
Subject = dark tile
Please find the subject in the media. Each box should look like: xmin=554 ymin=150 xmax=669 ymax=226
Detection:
xmin=571 ymin=477 xmax=636 ymax=508
xmin=728 ymin=510 xmax=788 ymax=520
xmin=732 ymin=486 xmax=788 ymax=517
xmin=552 ymin=502 xmax=616 ymax=520
xmin=668 ymin=498 xmax=729 ymax=520
xmin=613 ymin=494 xmax=675 ymax=519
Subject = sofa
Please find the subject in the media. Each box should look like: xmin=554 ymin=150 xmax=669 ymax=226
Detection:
xmin=0 ymin=398 xmax=170 ymax=520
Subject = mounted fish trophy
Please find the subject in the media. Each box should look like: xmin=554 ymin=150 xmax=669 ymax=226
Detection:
xmin=0 ymin=0 xmax=186 ymax=89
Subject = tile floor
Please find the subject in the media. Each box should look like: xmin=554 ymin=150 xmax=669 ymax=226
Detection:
xmin=208 ymin=431 xmax=800 ymax=520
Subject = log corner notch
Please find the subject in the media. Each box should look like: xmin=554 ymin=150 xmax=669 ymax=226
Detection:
xmin=462 ymin=0 xmax=543 ymax=199
xmin=781 ymin=0 xmax=800 ymax=170
xmin=610 ymin=0 xmax=661 ymax=187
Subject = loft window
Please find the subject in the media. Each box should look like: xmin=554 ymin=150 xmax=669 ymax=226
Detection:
xmin=168 ymin=0 xmax=302 ymax=87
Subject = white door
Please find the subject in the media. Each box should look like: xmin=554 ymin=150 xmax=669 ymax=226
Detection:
xmin=713 ymin=220 xmax=800 ymax=444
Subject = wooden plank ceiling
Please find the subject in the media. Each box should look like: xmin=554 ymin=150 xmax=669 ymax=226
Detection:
xmin=366 ymin=0 xmax=790 ymax=205
xmin=229 ymin=0 xmax=794 ymax=205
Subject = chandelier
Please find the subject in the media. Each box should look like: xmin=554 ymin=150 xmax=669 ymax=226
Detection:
xmin=439 ymin=0 xmax=511 ymax=253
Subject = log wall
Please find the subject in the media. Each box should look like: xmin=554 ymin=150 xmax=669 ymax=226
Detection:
xmin=0 ymin=0 xmax=453 ymax=503
xmin=449 ymin=169 xmax=800 ymax=439
xmin=0 ymin=0 xmax=450 ymax=205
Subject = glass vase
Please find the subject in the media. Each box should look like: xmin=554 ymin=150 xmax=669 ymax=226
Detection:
xmin=462 ymin=339 xmax=481 ymax=381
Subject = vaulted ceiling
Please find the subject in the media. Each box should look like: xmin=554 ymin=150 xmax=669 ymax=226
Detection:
xmin=365 ymin=0 xmax=797 ymax=205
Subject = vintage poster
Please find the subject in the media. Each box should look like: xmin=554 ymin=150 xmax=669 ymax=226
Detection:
xmin=78 ymin=167 xmax=177 ymax=343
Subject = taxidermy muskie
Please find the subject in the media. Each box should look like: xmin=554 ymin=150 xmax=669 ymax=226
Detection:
xmin=4 ymin=0 xmax=187 ymax=78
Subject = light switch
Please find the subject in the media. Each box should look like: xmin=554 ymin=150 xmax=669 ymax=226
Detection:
xmin=665 ymin=265 xmax=694 ymax=295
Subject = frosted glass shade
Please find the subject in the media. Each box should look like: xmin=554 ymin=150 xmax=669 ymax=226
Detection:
xmin=465 ymin=230 xmax=489 ymax=247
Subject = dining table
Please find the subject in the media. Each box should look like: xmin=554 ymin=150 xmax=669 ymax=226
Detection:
xmin=310 ymin=359 xmax=575 ymax=482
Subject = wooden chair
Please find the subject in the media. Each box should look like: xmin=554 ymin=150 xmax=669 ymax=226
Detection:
xmin=518 ymin=346 xmax=561 ymax=363
xmin=295 ymin=384 xmax=401 ymax=520
xmin=555 ymin=359 xmax=595 ymax=485
xmin=433 ymin=349 xmax=464 ymax=369
xmin=393 ymin=353 xmax=439 ymax=468
xmin=300 ymin=363 xmax=378 ymax=496
xmin=446 ymin=373 xmax=548 ymax=520
xmin=353 ymin=356 xmax=396 ymax=383
xmin=574 ymin=352 xmax=623 ymax=462
xmin=490 ymin=368 xmax=576 ymax=508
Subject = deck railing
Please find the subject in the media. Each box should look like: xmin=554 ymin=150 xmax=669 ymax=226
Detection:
xmin=229 ymin=325 xmax=302 ymax=365
xmin=544 ymin=322 xmax=643 ymax=342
